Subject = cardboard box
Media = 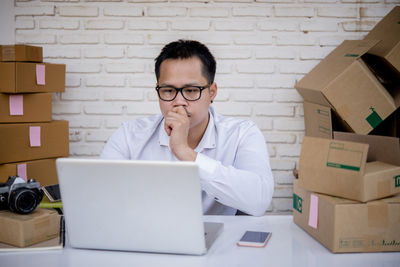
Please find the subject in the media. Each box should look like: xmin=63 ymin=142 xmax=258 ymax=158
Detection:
xmin=298 ymin=133 xmax=400 ymax=202
xmin=0 ymin=93 xmax=52 ymax=123
xmin=295 ymin=40 xmax=400 ymax=135
xmin=303 ymin=101 xmax=400 ymax=139
xmin=364 ymin=6 xmax=400 ymax=73
xmin=293 ymin=180 xmax=400 ymax=253
xmin=0 ymin=208 xmax=59 ymax=247
xmin=0 ymin=62 xmax=65 ymax=93
xmin=0 ymin=121 xmax=69 ymax=164
xmin=0 ymin=45 xmax=43 ymax=62
xmin=0 ymin=158 xmax=58 ymax=186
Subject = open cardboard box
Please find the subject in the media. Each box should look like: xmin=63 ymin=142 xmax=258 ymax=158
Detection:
xmin=296 ymin=40 xmax=400 ymax=135
xmin=298 ymin=132 xmax=400 ymax=202
xmin=293 ymin=180 xmax=400 ymax=253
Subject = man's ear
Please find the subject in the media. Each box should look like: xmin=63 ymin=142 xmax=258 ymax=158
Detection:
xmin=209 ymin=82 xmax=218 ymax=102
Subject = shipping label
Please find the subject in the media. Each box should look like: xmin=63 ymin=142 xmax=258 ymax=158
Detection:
xmin=326 ymin=142 xmax=364 ymax=171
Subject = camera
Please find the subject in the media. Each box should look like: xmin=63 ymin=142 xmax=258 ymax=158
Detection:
xmin=0 ymin=176 xmax=44 ymax=214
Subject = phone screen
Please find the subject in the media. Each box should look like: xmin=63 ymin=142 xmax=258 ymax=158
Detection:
xmin=237 ymin=231 xmax=272 ymax=247
xmin=43 ymin=184 xmax=61 ymax=202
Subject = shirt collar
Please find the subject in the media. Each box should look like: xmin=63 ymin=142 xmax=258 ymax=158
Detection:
xmin=158 ymin=107 xmax=217 ymax=152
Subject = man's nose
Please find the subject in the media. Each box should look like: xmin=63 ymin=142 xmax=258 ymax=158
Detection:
xmin=173 ymin=90 xmax=187 ymax=105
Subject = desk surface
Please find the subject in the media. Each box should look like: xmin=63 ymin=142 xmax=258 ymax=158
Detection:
xmin=0 ymin=215 xmax=399 ymax=267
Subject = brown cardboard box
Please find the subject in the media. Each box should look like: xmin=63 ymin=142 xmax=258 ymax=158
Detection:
xmin=364 ymin=6 xmax=400 ymax=73
xmin=0 ymin=93 xmax=52 ymax=123
xmin=0 ymin=62 xmax=65 ymax=93
xmin=293 ymin=180 xmax=400 ymax=253
xmin=0 ymin=208 xmax=59 ymax=247
xmin=298 ymin=134 xmax=400 ymax=202
xmin=295 ymin=40 xmax=400 ymax=135
xmin=303 ymin=101 xmax=400 ymax=139
xmin=0 ymin=121 xmax=69 ymax=164
xmin=0 ymin=45 xmax=43 ymax=62
xmin=0 ymin=158 xmax=58 ymax=186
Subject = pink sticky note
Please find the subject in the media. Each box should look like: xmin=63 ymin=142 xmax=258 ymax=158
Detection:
xmin=36 ymin=64 xmax=45 ymax=85
xmin=29 ymin=126 xmax=41 ymax=147
xmin=17 ymin=164 xmax=27 ymax=182
xmin=9 ymin=95 xmax=24 ymax=115
xmin=308 ymin=194 xmax=319 ymax=229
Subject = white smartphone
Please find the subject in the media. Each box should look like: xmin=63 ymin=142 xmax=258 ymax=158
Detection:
xmin=237 ymin=231 xmax=272 ymax=248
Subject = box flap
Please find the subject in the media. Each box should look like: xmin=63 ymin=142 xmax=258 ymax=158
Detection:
xmin=333 ymin=132 xmax=400 ymax=166
xmin=296 ymin=40 xmax=380 ymax=95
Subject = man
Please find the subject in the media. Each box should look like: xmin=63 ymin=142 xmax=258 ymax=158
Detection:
xmin=101 ymin=40 xmax=274 ymax=216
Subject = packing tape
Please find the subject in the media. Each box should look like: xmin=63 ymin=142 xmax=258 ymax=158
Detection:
xmin=367 ymin=202 xmax=388 ymax=228
xmin=377 ymin=180 xmax=391 ymax=198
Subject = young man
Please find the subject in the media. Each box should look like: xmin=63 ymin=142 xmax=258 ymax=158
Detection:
xmin=100 ymin=40 xmax=274 ymax=216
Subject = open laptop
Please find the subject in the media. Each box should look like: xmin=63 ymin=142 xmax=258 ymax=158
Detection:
xmin=56 ymin=158 xmax=223 ymax=255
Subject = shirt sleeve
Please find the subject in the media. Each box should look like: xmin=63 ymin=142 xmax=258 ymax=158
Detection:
xmin=100 ymin=125 xmax=130 ymax=160
xmin=195 ymin=124 xmax=274 ymax=216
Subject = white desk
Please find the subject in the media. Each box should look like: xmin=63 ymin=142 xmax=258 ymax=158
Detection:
xmin=0 ymin=215 xmax=399 ymax=267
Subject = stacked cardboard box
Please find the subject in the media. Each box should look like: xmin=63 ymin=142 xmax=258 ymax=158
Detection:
xmin=293 ymin=7 xmax=400 ymax=253
xmin=0 ymin=45 xmax=69 ymax=187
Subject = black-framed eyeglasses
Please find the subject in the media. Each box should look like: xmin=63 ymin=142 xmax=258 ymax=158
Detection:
xmin=155 ymin=85 xmax=210 ymax=101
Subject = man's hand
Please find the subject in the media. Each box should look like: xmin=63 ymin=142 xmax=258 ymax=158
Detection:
xmin=164 ymin=106 xmax=197 ymax=161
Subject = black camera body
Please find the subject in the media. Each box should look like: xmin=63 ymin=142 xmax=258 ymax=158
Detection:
xmin=0 ymin=176 xmax=44 ymax=214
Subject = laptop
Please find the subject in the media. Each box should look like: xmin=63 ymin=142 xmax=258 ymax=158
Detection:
xmin=56 ymin=158 xmax=223 ymax=255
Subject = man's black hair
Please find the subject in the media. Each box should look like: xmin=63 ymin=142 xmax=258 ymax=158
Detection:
xmin=155 ymin=39 xmax=216 ymax=84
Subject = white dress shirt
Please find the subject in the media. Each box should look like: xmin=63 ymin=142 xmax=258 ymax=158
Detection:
xmin=100 ymin=106 xmax=274 ymax=216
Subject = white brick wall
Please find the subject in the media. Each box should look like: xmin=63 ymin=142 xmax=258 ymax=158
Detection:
xmin=12 ymin=0 xmax=398 ymax=214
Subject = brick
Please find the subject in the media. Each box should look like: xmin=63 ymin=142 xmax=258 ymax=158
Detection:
xmin=85 ymin=20 xmax=124 ymax=30
xmin=341 ymin=0 xmax=379 ymax=2
xmin=16 ymin=33 xmax=56 ymax=44
xmin=171 ymin=20 xmax=210 ymax=31
xmin=273 ymin=171 xmax=295 ymax=185
xmin=190 ymin=34 xmax=232 ymax=45
xmin=103 ymin=89 xmax=144 ymax=101
xmin=127 ymin=46 xmax=161 ymax=58
xmin=105 ymin=118 xmax=125 ymax=129
xmin=15 ymin=18 xmax=35 ymax=29
xmin=128 ymin=0 xmax=167 ymax=2
xmin=278 ymin=60 xmax=319 ymax=74
xmin=256 ymin=0 xmax=295 ymax=2
xmin=342 ymin=20 xmax=378 ymax=32
xmin=317 ymin=7 xmax=358 ymax=18
xmin=271 ymin=198 xmax=292 ymax=212
xmin=147 ymin=7 xmax=187 ymax=17
xmin=60 ymin=34 xmax=99 ymax=44
xmin=215 ymin=62 xmax=233 ymax=74
xmin=213 ymin=91 xmax=230 ymax=101
xmin=360 ymin=7 xmax=393 ymax=17
xmin=273 ymin=186 xmax=293 ymax=198
xmin=215 ymin=21 xmax=254 ymax=31
xmin=217 ymin=76 xmax=254 ymax=88
xmin=270 ymin=159 xmax=296 ymax=170
xmin=147 ymin=33 xmax=190 ymax=44
xmin=66 ymin=64 xmax=101 ymax=73
xmin=212 ymin=48 xmax=252 ymax=59
xmin=300 ymin=21 xmax=338 ymax=32
xmin=40 ymin=19 xmax=80 ymax=30
xmin=254 ymin=104 xmax=295 ymax=116
xmin=15 ymin=6 xmax=55 ymax=16
xmin=61 ymin=89 xmax=100 ymax=101
xmin=65 ymin=75 xmax=81 ymax=87
xmin=128 ymin=20 xmax=168 ymax=30
xmin=253 ymin=117 xmax=273 ymax=131
xmin=84 ymin=47 xmax=124 ymax=59
xmin=129 ymin=75 xmax=157 ymax=88
xmin=126 ymin=102 xmax=160 ymax=115
xmin=84 ymin=103 xmax=124 ymax=114
xmin=264 ymin=133 xmax=297 ymax=144
xmin=275 ymin=7 xmax=314 ymax=17
xmin=299 ymin=46 xmax=334 ymax=60
xmin=255 ymin=47 xmax=296 ymax=60
xmin=232 ymin=7 xmax=272 ymax=17
xmin=234 ymin=34 xmax=273 ymax=45
xmin=256 ymin=75 xmax=296 ymax=89
xmin=104 ymin=34 xmax=144 ymax=44
xmin=67 ymin=118 xmax=102 ymax=129
xmin=213 ymin=103 xmax=252 ymax=116
xmin=86 ymin=76 xmax=125 ymax=87
xmin=52 ymin=103 xmax=81 ymax=114
xmin=190 ymin=7 xmax=229 ymax=17
xmin=276 ymin=144 xmax=302 ymax=157
xmin=69 ymin=144 xmax=104 ymax=156
xmin=44 ymin=47 xmax=81 ymax=59
xmin=104 ymin=6 xmax=143 ymax=17
xmin=274 ymin=89 xmax=303 ymax=103
xmin=230 ymin=90 xmax=273 ymax=102
xmin=296 ymin=105 xmax=304 ymax=117
xmin=274 ymin=119 xmax=305 ymax=131
xmin=258 ymin=20 xmax=297 ymax=31
xmin=105 ymin=63 xmax=145 ymax=73
xmin=214 ymin=0 xmax=252 ymax=2
xmin=277 ymin=35 xmax=316 ymax=46
xmin=86 ymin=130 xmax=115 ymax=142
xmin=59 ymin=6 xmax=98 ymax=17
xmin=236 ymin=62 xmax=274 ymax=74
xmin=86 ymin=0 xmax=122 ymax=1
xmin=69 ymin=130 xmax=82 ymax=142
xmin=319 ymin=35 xmax=361 ymax=46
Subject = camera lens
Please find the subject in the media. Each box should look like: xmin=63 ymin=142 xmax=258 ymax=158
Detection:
xmin=9 ymin=189 xmax=39 ymax=214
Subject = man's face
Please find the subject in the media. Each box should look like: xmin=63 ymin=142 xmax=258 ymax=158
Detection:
xmin=157 ymin=57 xmax=217 ymax=131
